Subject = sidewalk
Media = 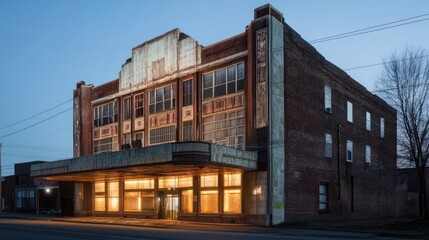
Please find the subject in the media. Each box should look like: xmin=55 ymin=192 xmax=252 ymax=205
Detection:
xmin=1 ymin=212 xmax=428 ymax=238
xmin=287 ymin=217 xmax=429 ymax=239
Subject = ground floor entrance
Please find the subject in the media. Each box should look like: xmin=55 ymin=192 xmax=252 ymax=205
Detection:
xmin=160 ymin=194 xmax=178 ymax=220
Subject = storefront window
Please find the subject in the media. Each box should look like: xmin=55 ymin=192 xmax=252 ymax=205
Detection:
xmin=224 ymin=189 xmax=241 ymax=213
xmin=201 ymin=175 xmax=218 ymax=187
xmin=201 ymin=190 xmax=218 ymax=213
xmin=124 ymin=192 xmax=141 ymax=212
xmin=94 ymin=182 xmax=105 ymax=211
xmin=181 ymin=189 xmax=193 ymax=213
xmin=158 ymin=176 xmax=193 ymax=189
xmin=108 ymin=181 xmax=119 ymax=212
xmin=124 ymin=179 xmax=154 ymax=189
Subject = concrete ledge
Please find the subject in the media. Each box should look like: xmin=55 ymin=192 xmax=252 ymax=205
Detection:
xmin=31 ymin=142 xmax=257 ymax=178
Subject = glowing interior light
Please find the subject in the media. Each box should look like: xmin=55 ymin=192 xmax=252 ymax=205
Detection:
xmin=45 ymin=188 xmax=51 ymax=193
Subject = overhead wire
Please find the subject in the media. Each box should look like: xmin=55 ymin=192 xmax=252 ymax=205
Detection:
xmin=0 ymin=99 xmax=72 ymax=130
xmin=0 ymin=107 xmax=72 ymax=139
xmin=310 ymin=14 xmax=429 ymax=44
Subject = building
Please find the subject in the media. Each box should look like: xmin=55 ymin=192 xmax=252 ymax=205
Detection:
xmin=30 ymin=4 xmax=397 ymax=225
xmin=1 ymin=161 xmax=74 ymax=215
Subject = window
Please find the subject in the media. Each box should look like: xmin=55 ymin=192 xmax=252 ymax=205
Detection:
xmin=149 ymin=125 xmax=176 ymax=145
xmin=202 ymin=109 xmax=245 ymax=149
xmin=93 ymin=101 xmax=118 ymax=127
xmin=325 ymin=133 xmax=333 ymax=158
xmin=365 ymin=145 xmax=371 ymax=165
xmin=346 ymin=140 xmax=353 ymax=162
xmin=380 ymin=117 xmax=385 ymax=138
xmin=149 ymin=84 xmax=176 ymax=114
xmin=182 ymin=120 xmax=193 ymax=141
xmin=347 ymin=101 xmax=353 ymax=123
xmin=124 ymin=97 xmax=131 ymax=120
xmin=123 ymin=133 xmax=131 ymax=145
xmin=324 ymin=85 xmax=332 ymax=113
xmin=319 ymin=183 xmax=329 ymax=211
xmin=107 ymin=181 xmax=119 ymax=212
xmin=200 ymin=174 xmax=219 ymax=213
xmin=366 ymin=112 xmax=371 ymax=131
xmin=94 ymin=182 xmax=105 ymax=211
xmin=94 ymin=137 xmax=118 ymax=154
xmin=201 ymin=175 xmax=218 ymax=187
xmin=181 ymin=189 xmax=193 ymax=213
xmin=158 ymin=176 xmax=193 ymax=189
xmin=203 ymin=63 xmax=244 ymax=100
xmin=124 ymin=179 xmax=155 ymax=212
xmin=182 ymin=80 xmax=193 ymax=106
xmin=224 ymin=173 xmax=241 ymax=214
xmin=134 ymin=93 xmax=144 ymax=118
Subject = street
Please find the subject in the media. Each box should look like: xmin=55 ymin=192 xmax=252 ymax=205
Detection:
xmin=0 ymin=218 xmax=412 ymax=240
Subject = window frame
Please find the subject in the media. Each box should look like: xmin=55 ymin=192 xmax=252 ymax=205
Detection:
xmin=366 ymin=111 xmax=371 ymax=131
xmin=202 ymin=62 xmax=245 ymax=101
xmin=324 ymin=85 xmax=332 ymax=113
xmin=134 ymin=93 xmax=144 ymax=118
xmin=324 ymin=133 xmax=333 ymax=158
xmin=319 ymin=182 xmax=329 ymax=212
xmin=380 ymin=117 xmax=385 ymax=138
xmin=346 ymin=140 xmax=353 ymax=162
xmin=149 ymin=84 xmax=176 ymax=114
xmin=365 ymin=145 xmax=372 ymax=166
xmin=182 ymin=79 xmax=193 ymax=106
xmin=347 ymin=101 xmax=353 ymax=123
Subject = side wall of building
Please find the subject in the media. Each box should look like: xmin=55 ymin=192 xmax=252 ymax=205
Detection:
xmin=283 ymin=21 xmax=397 ymax=222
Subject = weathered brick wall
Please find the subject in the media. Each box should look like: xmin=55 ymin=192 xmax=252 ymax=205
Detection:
xmin=201 ymin=33 xmax=247 ymax=64
xmin=91 ymin=79 xmax=119 ymax=101
xmin=283 ymin=21 xmax=397 ymax=222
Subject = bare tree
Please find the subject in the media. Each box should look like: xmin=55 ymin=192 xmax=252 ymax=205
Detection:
xmin=377 ymin=47 xmax=429 ymax=219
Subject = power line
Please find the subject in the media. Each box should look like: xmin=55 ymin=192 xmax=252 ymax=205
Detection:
xmin=0 ymin=99 xmax=72 ymax=130
xmin=310 ymin=14 xmax=429 ymax=44
xmin=0 ymin=107 xmax=72 ymax=139
xmin=344 ymin=54 xmax=429 ymax=71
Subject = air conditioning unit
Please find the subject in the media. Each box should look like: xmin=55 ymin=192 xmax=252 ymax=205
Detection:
xmin=132 ymin=140 xmax=142 ymax=148
xmin=121 ymin=144 xmax=131 ymax=150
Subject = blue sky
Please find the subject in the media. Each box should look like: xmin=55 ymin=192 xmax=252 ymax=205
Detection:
xmin=1 ymin=0 xmax=428 ymax=176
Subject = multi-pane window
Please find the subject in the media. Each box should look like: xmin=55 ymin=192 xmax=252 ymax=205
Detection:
xmin=94 ymin=182 xmax=105 ymax=211
xmin=324 ymin=85 xmax=332 ymax=113
xmin=149 ymin=84 xmax=176 ymax=114
xmin=123 ymin=133 xmax=131 ymax=145
xmin=202 ymin=109 xmax=245 ymax=149
xmin=134 ymin=131 xmax=144 ymax=146
xmin=93 ymin=101 xmax=118 ymax=127
xmin=124 ymin=97 xmax=131 ymax=120
xmin=149 ymin=125 xmax=176 ymax=145
xmin=365 ymin=145 xmax=372 ymax=165
xmin=94 ymin=137 xmax=118 ymax=154
xmin=182 ymin=80 xmax=193 ymax=106
xmin=124 ymin=179 xmax=155 ymax=212
xmin=181 ymin=189 xmax=193 ymax=213
xmin=346 ymin=140 xmax=353 ymax=162
xmin=319 ymin=183 xmax=329 ymax=210
xmin=158 ymin=176 xmax=193 ymax=189
xmin=380 ymin=117 xmax=385 ymax=138
xmin=183 ymin=120 xmax=193 ymax=141
xmin=203 ymin=63 xmax=244 ymax=100
xmin=135 ymin=93 xmax=144 ymax=118
xmin=107 ymin=181 xmax=119 ymax=212
xmin=366 ymin=112 xmax=371 ymax=131
xmin=224 ymin=173 xmax=241 ymax=214
xmin=325 ymin=133 xmax=333 ymax=158
xmin=347 ymin=101 xmax=353 ymax=123
xmin=200 ymin=174 xmax=218 ymax=213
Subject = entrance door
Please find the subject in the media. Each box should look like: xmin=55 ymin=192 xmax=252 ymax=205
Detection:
xmin=162 ymin=194 xmax=178 ymax=220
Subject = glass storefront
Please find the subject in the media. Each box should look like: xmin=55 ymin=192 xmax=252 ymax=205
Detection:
xmin=93 ymin=172 xmax=242 ymax=217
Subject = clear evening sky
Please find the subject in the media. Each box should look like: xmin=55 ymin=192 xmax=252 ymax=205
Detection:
xmin=1 ymin=0 xmax=428 ymax=176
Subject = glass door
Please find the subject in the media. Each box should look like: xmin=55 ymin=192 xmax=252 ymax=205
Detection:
xmin=162 ymin=194 xmax=178 ymax=220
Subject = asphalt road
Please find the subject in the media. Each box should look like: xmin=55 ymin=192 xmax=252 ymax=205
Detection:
xmin=0 ymin=218 xmax=406 ymax=240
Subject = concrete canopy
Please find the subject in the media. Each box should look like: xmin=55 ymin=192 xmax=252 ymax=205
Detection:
xmin=30 ymin=142 xmax=257 ymax=181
